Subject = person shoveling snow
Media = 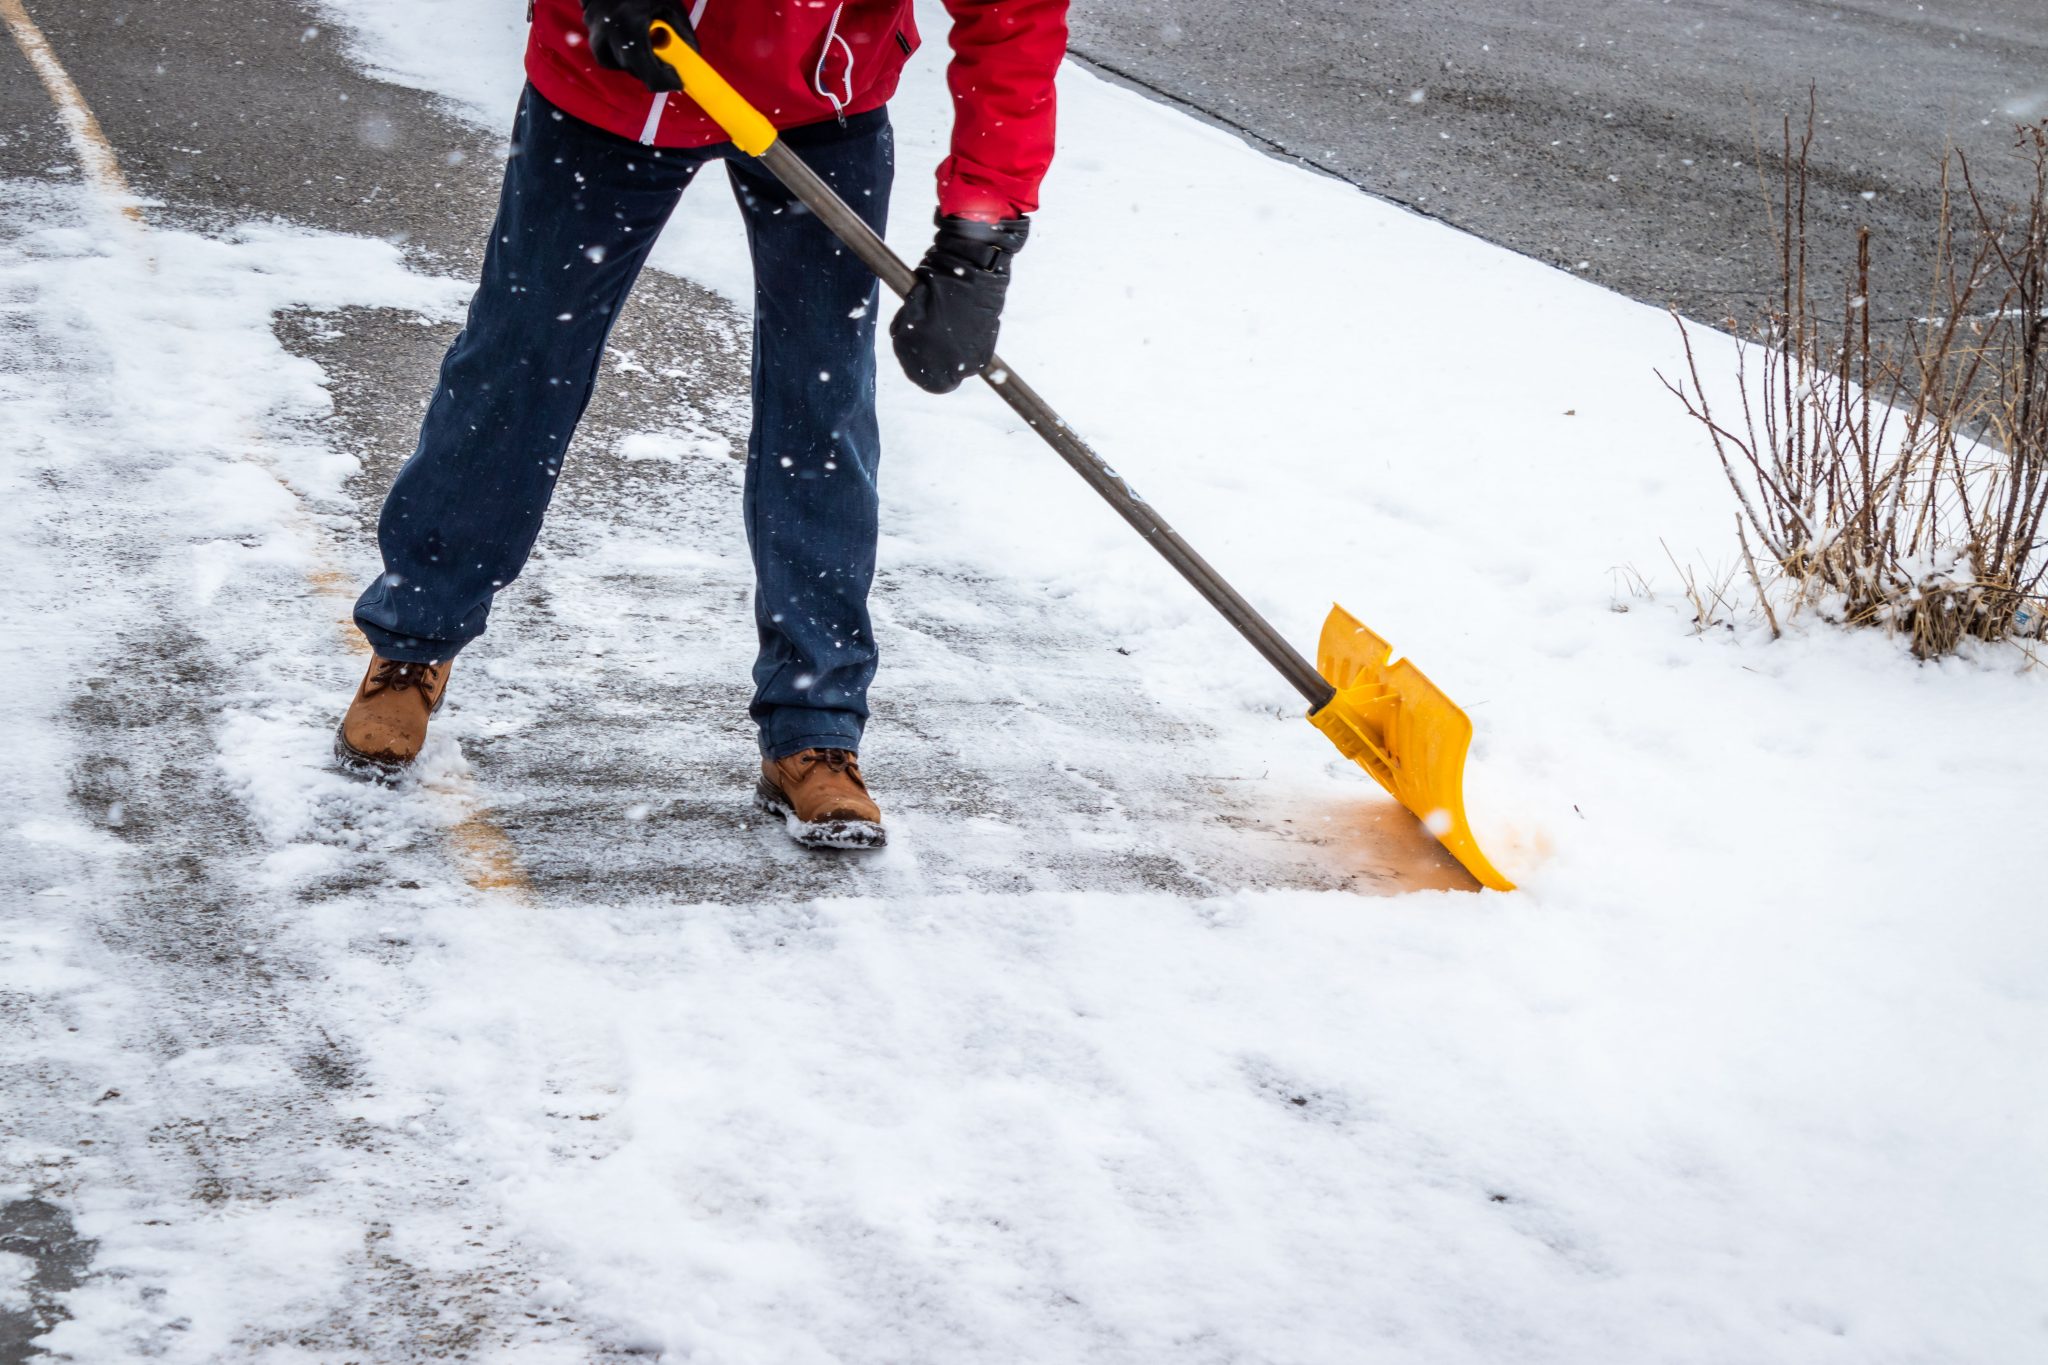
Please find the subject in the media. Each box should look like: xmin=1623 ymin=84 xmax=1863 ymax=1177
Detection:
xmin=335 ymin=0 xmax=1069 ymax=849
xmin=337 ymin=1 xmax=1511 ymax=888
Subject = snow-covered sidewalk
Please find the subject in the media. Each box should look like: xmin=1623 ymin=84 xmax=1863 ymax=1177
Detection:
xmin=2 ymin=0 xmax=2043 ymax=1359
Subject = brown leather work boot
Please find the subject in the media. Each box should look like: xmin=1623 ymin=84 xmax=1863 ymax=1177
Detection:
xmin=334 ymin=655 xmax=453 ymax=779
xmin=756 ymin=748 xmax=886 ymax=849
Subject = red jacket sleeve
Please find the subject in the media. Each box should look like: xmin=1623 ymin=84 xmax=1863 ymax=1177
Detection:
xmin=935 ymin=0 xmax=1069 ymax=220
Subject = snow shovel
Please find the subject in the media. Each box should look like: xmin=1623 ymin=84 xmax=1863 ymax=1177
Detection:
xmin=649 ymin=24 xmax=1515 ymax=892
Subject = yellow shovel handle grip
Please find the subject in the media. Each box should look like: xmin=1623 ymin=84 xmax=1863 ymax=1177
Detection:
xmin=649 ymin=20 xmax=779 ymax=157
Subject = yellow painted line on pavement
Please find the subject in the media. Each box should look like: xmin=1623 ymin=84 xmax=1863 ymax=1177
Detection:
xmin=309 ymin=568 xmax=376 ymax=648
xmin=445 ymin=817 xmax=533 ymax=894
xmin=5 ymin=0 xmax=534 ymax=904
xmin=0 ymin=0 xmax=143 ymax=226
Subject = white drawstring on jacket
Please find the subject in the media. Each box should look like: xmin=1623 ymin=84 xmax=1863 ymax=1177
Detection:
xmin=639 ymin=0 xmax=713 ymax=144
xmin=812 ymin=3 xmax=855 ymax=123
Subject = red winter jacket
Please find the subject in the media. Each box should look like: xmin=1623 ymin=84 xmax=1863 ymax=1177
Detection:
xmin=526 ymin=0 xmax=1068 ymax=220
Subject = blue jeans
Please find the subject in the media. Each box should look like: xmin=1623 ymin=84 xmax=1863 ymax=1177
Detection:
xmin=355 ymin=86 xmax=893 ymax=759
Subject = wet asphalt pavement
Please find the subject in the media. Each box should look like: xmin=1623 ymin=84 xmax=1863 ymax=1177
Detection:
xmin=1068 ymin=0 xmax=2048 ymax=323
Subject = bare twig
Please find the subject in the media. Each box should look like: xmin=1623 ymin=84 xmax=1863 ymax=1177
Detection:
xmin=1664 ymin=105 xmax=2048 ymax=658
xmin=1736 ymin=515 xmax=1782 ymax=639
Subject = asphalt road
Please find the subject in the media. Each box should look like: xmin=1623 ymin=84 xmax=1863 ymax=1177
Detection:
xmin=1068 ymin=0 xmax=2048 ymax=322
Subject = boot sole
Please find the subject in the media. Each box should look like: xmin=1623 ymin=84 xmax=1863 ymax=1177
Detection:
xmin=754 ymin=779 xmax=887 ymax=850
xmin=332 ymin=723 xmax=413 ymax=785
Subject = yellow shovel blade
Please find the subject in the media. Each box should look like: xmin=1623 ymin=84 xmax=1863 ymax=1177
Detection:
xmin=1307 ymin=605 xmax=1514 ymax=891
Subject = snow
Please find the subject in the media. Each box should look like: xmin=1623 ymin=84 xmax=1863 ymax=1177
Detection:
xmin=2 ymin=1 xmax=2043 ymax=1362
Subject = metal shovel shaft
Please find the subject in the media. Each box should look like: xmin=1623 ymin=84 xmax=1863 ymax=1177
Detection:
xmin=759 ymin=142 xmax=1339 ymax=711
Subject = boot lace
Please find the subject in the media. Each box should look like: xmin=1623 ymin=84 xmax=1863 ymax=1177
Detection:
xmin=365 ymin=658 xmax=442 ymax=698
xmin=798 ymin=748 xmax=866 ymax=788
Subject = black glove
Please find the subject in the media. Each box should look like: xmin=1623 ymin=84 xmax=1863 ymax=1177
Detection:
xmin=890 ymin=214 xmax=1031 ymax=394
xmin=581 ymin=0 xmax=692 ymax=93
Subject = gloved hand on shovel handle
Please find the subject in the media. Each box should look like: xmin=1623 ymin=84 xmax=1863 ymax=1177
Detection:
xmin=892 ymin=213 xmax=1031 ymax=394
xmin=582 ymin=0 xmax=692 ymax=92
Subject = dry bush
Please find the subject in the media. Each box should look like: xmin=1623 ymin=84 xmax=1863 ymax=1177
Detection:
xmin=1661 ymin=101 xmax=2048 ymax=658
